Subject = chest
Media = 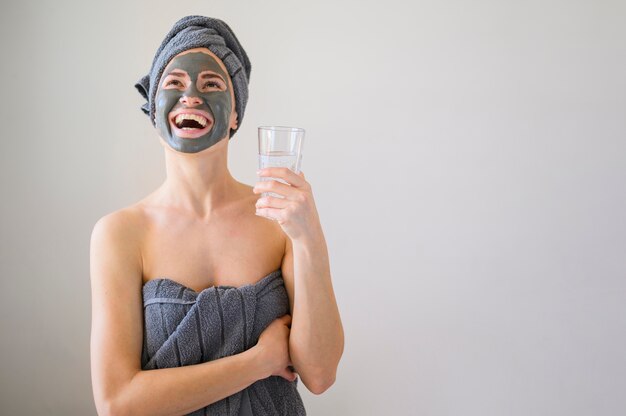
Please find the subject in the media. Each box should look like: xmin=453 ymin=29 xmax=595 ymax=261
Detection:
xmin=140 ymin=208 xmax=285 ymax=291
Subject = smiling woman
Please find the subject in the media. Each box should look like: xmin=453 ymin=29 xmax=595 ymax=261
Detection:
xmin=90 ymin=14 xmax=343 ymax=416
xmin=154 ymin=48 xmax=237 ymax=149
xmin=163 ymin=67 xmax=226 ymax=135
xmin=164 ymin=68 xmax=225 ymax=130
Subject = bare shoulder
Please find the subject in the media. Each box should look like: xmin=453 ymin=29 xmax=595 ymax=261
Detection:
xmin=90 ymin=205 xmax=147 ymax=287
xmin=91 ymin=206 xmax=145 ymax=255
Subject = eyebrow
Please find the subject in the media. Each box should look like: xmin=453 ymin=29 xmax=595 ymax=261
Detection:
xmin=164 ymin=70 xmax=225 ymax=82
xmin=199 ymin=72 xmax=225 ymax=82
xmin=166 ymin=70 xmax=188 ymax=78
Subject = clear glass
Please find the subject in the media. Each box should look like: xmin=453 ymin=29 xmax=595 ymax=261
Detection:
xmin=258 ymin=126 xmax=305 ymax=199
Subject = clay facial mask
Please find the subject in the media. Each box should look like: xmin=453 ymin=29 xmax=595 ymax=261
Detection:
xmin=155 ymin=51 xmax=233 ymax=153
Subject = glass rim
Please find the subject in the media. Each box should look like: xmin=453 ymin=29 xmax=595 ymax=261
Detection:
xmin=258 ymin=125 xmax=305 ymax=133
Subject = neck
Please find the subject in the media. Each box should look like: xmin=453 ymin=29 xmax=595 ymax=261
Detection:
xmin=157 ymin=137 xmax=239 ymax=220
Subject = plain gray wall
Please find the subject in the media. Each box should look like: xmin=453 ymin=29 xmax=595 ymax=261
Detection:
xmin=1 ymin=0 xmax=625 ymax=414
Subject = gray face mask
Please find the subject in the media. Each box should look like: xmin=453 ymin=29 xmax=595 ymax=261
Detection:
xmin=155 ymin=51 xmax=233 ymax=153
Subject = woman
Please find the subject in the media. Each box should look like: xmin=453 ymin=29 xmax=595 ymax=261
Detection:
xmin=90 ymin=15 xmax=344 ymax=416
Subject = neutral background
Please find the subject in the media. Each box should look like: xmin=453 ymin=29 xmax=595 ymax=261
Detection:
xmin=1 ymin=0 xmax=625 ymax=415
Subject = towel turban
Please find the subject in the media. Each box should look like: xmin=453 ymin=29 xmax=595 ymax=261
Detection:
xmin=134 ymin=15 xmax=252 ymax=139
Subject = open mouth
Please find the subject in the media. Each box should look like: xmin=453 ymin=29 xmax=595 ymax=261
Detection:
xmin=169 ymin=110 xmax=214 ymax=139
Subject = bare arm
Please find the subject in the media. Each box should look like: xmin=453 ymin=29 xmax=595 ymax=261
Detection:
xmin=90 ymin=212 xmax=266 ymax=416
xmin=283 ymin=231 xmax=344 ymax=395
xmin=253 ymin=168 xmax=345 ymax=395
xmin=115 ymin=350 xmax=264 ymax=416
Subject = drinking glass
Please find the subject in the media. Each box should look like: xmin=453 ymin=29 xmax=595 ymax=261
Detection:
xmin=258 ymin=126 xmax=305 ymax=199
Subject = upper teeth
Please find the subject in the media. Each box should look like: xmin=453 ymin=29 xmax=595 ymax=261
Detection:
xmin=175 ymin=113 xmax=209 ymax=127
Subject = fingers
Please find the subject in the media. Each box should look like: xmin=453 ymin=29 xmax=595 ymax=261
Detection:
xmin=253 ymin=179 xmax=298 ymax=199
xmin=255 ymin=195 xmax=290 ymax=209
xmin=257 ymin=167 xmax=307 ymax=189
xmin=255 ymin=207 xmax=286 ymax=224
xmin=278 ymin=367 xmax=298 ymax=382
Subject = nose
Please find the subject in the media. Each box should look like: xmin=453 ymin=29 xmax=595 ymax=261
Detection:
xmin=179 ymin=95 xmax=202 ymax=107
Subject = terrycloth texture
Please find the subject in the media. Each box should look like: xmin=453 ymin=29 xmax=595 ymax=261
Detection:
xmin=142 ymin=269 xmax=306 ymax=416
xmin=135 ymin=15 xmax=252 ymax=139
xmin=239 ymin=388 xmax=253 ymax=416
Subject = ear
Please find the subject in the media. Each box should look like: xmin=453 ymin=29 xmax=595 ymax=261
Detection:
xmin=229 ymin=109 xmax=239 ymax=130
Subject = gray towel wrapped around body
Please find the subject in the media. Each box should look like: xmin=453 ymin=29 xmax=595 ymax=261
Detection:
xmin=142 ymin=269 xmax=306 ymax=415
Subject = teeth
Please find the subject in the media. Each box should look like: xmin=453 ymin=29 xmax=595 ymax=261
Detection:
xmin=174 ymin=113 xmax=209 ymax=128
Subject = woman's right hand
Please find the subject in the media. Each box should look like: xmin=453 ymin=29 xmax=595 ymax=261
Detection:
xmin=254 ymin=314 xmax=298 ymax=382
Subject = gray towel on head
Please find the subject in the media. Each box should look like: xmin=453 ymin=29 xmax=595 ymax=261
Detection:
xmin=142 ymin=269 xmax=306 ymax=416
xmin=135 ymin=15 xmax=251 ymax=139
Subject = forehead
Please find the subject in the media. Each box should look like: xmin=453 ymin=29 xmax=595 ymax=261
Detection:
xmin=163 ymin=48 xmax=228 ymax=77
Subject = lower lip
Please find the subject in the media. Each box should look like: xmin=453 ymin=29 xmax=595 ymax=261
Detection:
xmin=170 ymin=120 xmax=213 ymax=139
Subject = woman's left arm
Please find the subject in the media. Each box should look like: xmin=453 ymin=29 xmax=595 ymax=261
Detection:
xmin=253 ymin=168 xmax=345 ymax=395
